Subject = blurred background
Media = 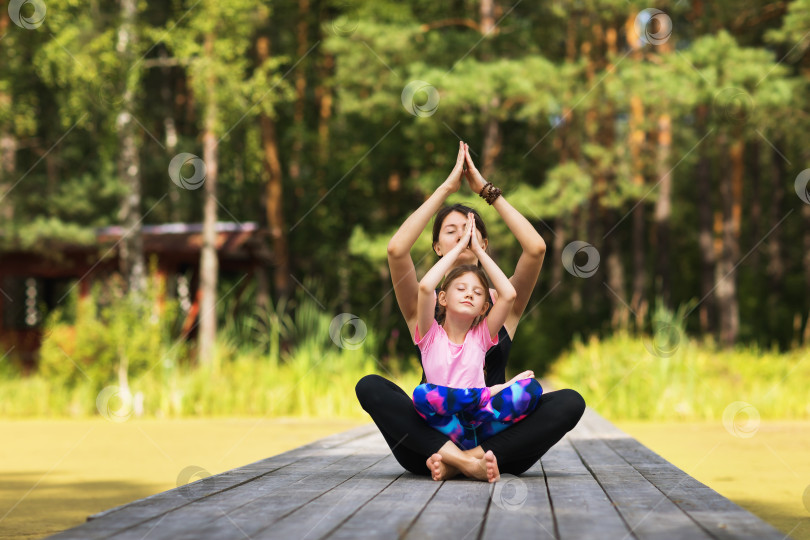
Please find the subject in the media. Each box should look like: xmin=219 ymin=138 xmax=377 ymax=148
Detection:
xmin=0 ymin=0 xmax=809 ymax=537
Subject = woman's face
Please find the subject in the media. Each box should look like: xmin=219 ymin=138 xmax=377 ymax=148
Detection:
xmin=434 ymin=211 xmax=487 ymax=265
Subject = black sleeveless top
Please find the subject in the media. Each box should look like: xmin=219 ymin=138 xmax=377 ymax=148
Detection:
xmin=415 ymin=290 xmax=512 ymax=387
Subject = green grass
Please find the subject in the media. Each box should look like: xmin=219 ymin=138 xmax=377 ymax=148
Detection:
xmin=548 ymin=330 xmax=810 ymax=421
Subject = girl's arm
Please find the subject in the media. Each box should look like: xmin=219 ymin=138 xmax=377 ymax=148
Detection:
xmin=469 ymin=218 xmax=516 ymax=340
xmin=463 ymin=144 xmax=546 ymax=336
xmin=388 ymin=141 xmax=466 ymax=338
xmin=416 ymin=214 xmax=473 ymax=338
xmin=489 ymin=370 xmax=535 ymax=396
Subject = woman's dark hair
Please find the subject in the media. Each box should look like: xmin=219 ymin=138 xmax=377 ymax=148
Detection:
xmin=436 ymin=264 xmax=491 ymax=326
xmin=431 ymin=203 xmax=488 ymax=250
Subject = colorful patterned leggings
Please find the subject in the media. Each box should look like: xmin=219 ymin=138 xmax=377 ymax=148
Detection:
xmin=412 ymin=379 xmax=543 ymax=450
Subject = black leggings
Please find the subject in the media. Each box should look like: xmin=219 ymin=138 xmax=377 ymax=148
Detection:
xmin=355 ymin=374 xmax=586 ymax=476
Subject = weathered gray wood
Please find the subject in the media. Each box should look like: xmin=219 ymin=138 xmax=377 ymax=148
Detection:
xmin=569 ymin=420 xmax=714 ymax=540
xmin=542 ymin=437 xmax=632 ymax=540
xmin=252 ymin=454 xmax=403 ymax=539
xmin=581 ymin=411 xmax=785 ymax=540
xmin=108 ymin=440 xmax=389 ymax=540
xmin=87 ymin=423 xmax=379 ymax=521
xmin=402 ymin=477 xmax=493 ymax=540
xmin=480 ymin=458 xmax=557 ymax=540
xmin=47 ymin=412 xmax=788 ymax=540
xmin=47 ymin=427 xmax=381 ymax=540
xmin=326 ymin=472 xmax=443 ymax=539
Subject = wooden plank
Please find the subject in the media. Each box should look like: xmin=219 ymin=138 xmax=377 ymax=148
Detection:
xmin=579 ymin=409 xmax=785 ymax=539
xmin=542 ymin=437 xmax=632 ymax=540
xmin=251 ymin=454 xmax=404 ymax=540
xmin=480 ymin=458 xmax=557 ymax=540
xmin=402 ymin=477 xmax=493 ymax=540
xmin=47 ymin=428 xmax=382 ymax=539
xmin=109 ymin=447 xmax=390 ymax=539
xmin=568 ymin=421 xmax=714 ymax=540
xmin=602 ymin=434 xmax=785 ymax=540
xmin=87 ymin=423 xmax=378 ymax=521
xmin=326 ymin=473 xmax=443 ymax=539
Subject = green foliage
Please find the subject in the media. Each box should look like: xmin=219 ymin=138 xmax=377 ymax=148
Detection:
xmin=37 ymin=271 xmax=181 ymax=390
xmin=549 ymin=328 xmax=810 ymax=421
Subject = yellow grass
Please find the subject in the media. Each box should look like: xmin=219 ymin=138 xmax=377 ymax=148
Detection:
xmin=0 ymin=418 xmax=366 ymax=539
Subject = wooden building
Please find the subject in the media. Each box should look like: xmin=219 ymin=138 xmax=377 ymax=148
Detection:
xmin=0 ymin=222 xmax=271 ymax=370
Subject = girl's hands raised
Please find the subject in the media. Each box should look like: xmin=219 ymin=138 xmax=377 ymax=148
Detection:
xmin=448 ymin=212 xmax=475 ymax=257
xmin=469 ymin=214 xmax=486 ymax=257
xmin=442 ymin=141 xmax=466 ymax=194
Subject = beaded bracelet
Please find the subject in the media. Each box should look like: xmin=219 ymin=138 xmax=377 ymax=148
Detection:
xmin=478 ymin=182 xmax=502 ymax=205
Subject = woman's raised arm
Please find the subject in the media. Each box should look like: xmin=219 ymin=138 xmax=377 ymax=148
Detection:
xmin=388 ymin=141 xmax=466 ymax=335
xmin=462 ymin=144 xmax=546 ymax=336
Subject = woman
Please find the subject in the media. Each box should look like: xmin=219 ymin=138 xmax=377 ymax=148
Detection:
xmin=356 ymin=141 xmax=585 ymax=481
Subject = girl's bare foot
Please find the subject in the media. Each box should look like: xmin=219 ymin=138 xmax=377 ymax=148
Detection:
xmin=459 ymin=450 xmax=500 ymax=482
xmin=425 ymin=453 xmax=460 ymax=481
xmin=483 ymin=450 xmax=500 ymax=482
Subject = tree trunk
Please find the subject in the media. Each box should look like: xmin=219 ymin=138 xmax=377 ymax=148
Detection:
xmin=0 ymin=123 xmax=15 ymax=224
xmin=629 ymin=95 xmax=647 ymax=329
xmin=257 ymin=34 xmax=292 ymax=300
xmin=654 ymin=111 xmax=672 ymax=309
xmin=479 ymin=0 xmax=501 ymax=178
xmin=288 ymin=0 xmax=309 ymax=183
xmin=198 ymin=31 xmax=219 ymax=366
xmin=0 ymin=6 xmax=14 ymax=224
xmin=746 ymin=139 xmax=762 ymax=269
xmin=716 ymin=134 xmax=742 ymax=347
xmin=160 ymin=45 xmax=181 ymax=222
xmin=696 ymin=105 xmax=716 ymax=335
xmin=116 ymin=0 xmax=145 ymax=295
xmin=803 ymin=202 xmax=810 ymax=346
xmin=766 ymin=142 xmax=786 ymax=288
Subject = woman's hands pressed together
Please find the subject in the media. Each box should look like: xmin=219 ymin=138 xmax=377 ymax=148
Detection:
xmin=462 ymin=143 xmax=487 ymax=194
xmin=442 ymin=140 xmax=467 ymax=195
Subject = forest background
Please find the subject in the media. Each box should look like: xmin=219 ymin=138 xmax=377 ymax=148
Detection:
xmin=0 ymin=0 xmax=809 ymax=422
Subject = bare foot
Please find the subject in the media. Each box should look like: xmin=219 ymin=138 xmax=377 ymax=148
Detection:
xmin=484 ymin=450 xmax=500 ymax=483
xmin=459 ymin=450 xmax=500 ymax=482
xmin=426 ymin=453 xmax=460 ymax=481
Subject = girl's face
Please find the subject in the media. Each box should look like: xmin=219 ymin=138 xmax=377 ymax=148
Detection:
xmin=434 ymin=211 xmax=487 ymax=265
xmin=438 ymin=272 xmax=489 ymax=320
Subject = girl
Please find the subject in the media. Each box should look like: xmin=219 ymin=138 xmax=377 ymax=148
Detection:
xmin=411 ymin=212 xmax=543 ymax=457
xmin=356 ymin=141 xmax=585 ymax=484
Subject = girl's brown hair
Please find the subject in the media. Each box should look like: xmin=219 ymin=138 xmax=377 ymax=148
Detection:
xmin=436 ymin=264 xmax=492 ymax=326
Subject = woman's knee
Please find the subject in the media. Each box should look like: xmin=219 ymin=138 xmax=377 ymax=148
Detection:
xmin=355 ymin=374 xmax=387 ymax=408
xmin=556 ymin=388 xmax=586 ymax=428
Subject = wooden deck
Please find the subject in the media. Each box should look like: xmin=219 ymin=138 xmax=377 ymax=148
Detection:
xmin=48 ymin=409 xmax=787 ymax=540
